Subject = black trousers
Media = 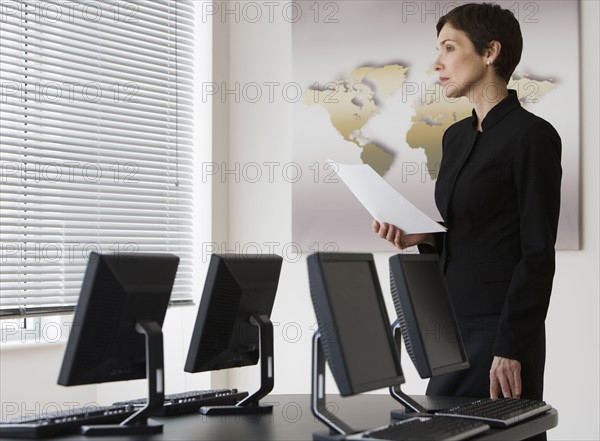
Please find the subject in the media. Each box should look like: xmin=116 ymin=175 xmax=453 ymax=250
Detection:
xmin=426 ymin=314 xmax=547 ymax=441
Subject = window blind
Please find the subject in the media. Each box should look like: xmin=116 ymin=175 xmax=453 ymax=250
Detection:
xmin=0 ymin=0 xmax=195 ymax=317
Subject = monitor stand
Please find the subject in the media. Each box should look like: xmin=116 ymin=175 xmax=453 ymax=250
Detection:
xmin=388 ymin=323 xmax=427 ymax=415
xmin=311 ymin=331 xmax=356 ymax=441
xmin=201 ymin=314 xmax=274 ymax=415
xmin=387 ymin=322 xmax=477 ymax=418
xmin=80 ymin=320 xmax=164 ymax=436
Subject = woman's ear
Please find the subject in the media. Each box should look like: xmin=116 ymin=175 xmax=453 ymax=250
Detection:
xmin=485 ymin=40 xmax=502 ymax=65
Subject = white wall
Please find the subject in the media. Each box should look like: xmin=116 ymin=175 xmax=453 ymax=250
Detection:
xmin=223 ymin=2 xmax=599 ymax=440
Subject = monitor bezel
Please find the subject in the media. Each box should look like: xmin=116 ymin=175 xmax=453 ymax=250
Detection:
xmin=308 ymin=252 xmax=405 ymax=396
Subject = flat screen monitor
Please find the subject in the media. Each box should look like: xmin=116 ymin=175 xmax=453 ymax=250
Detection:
xmin=184 ymin=253 xmax=283 ymax=415
xmin=307 ymin=252 xmax=404 ymax=396
xmin=184 ymin=253 xmax=283 ymax=372
xmin=58 ymin=252 xmax=179 ymax=386
xmin=389 ymin=254 xmax=469 ymax=379
xmin=57 ymin=251 xmax=179 ymax=435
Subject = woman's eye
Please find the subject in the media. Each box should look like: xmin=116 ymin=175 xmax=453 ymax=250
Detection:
xmin=446 ymin=45 xmax=454 ymax=52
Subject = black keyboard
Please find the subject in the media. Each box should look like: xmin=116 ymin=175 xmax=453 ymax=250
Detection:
xmin=114 ymin=388 xmax=249 ymax=416
xmin=0 ymin=404 xmax=135 ymax=439
xmin=353 ymin=416 xmax=489 ymax=441
xmin=436 ymin=398 xmax=551 ymax=427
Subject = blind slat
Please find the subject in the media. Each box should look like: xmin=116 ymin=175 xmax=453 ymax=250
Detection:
xmin=0 ymin=0 xmax=195 ymax=316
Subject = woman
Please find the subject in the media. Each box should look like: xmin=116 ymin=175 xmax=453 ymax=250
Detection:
xmin=373 ymin=2 xmax=561 ymax=426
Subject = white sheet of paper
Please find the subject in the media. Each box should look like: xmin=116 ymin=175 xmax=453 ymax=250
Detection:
xmin=329 ymin=160 xmax=446 ymax=235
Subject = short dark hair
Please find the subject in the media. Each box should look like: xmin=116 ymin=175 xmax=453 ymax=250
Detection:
xmin=436 ymin=3 xmax=522 ymax=83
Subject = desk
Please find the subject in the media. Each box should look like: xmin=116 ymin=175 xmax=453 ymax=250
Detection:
xmin=0 ymin=394 xmax=558 ymax=441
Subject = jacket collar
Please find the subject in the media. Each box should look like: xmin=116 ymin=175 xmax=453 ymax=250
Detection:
xmin=470 ymin=89 xmax=521 ymax=132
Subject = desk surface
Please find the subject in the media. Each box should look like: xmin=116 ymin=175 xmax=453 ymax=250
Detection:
xmin=0 ymin=394 xmax=558 ymax=441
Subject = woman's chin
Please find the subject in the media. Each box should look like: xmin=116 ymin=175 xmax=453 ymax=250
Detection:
xmin=442 ymin=83 xmax=462 ymax=99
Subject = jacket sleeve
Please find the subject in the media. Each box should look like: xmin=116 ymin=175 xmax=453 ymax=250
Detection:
xmin=493 ymin=122 xmax=562 ymax=363
xmin=417 ymin=228 xmax=445 ymax=255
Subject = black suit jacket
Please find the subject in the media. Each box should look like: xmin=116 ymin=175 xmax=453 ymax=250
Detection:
xmin=425 ymin=90 xmax=562 ymax=364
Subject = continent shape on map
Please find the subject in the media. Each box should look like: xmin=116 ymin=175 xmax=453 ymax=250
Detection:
xmin=304 ymin=64 xmax=408 ymax=176
xmin=406 ymin=74 xmax=558 ymax=179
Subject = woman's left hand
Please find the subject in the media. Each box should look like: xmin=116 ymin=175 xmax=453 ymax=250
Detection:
xmin=489 ymin=356 xmax=522 ymax=399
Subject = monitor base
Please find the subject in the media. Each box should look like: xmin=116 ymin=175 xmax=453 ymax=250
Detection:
xmin=390 ymin=395 xmax=478 ymax=419
xmin=312 ymin=429 xmax=348 ymax=441
xmin=80 ymin=420 xmax=163 ymax=436
xmin=200 ymin=404 xmax=273 ymax=415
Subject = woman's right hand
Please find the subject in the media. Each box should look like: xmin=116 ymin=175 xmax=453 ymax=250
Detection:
xmin=372 ymin=220 xmax=434 ymax=250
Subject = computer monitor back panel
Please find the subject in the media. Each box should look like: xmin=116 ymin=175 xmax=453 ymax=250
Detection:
xmin=184 ymin=254 xmax=283 ymax=373
xmin=389 ymin=254 xmax=469 ymax=378
xmin=58 ymin=252 xmax=180 ymax=386
xmin=308 ymin=253 xmax=404 ymax=396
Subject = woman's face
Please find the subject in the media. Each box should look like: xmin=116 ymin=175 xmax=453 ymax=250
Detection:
xmin=434 ymin=23 xmax=488 ymax=99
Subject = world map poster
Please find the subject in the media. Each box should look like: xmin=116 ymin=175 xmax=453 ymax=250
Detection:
xmin=292 ymin=0 xmax=579 ymax=251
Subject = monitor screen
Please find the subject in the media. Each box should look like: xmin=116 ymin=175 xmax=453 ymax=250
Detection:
xmin=58 ymin=252 xmax=179 ymax=386
xmin=389 ymin=254 xmax=469 ymax=378
xmin=308 ymin=253 xmax=404 ymax=396
xmin=184 ymin=254 xmax=283 ymax=373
